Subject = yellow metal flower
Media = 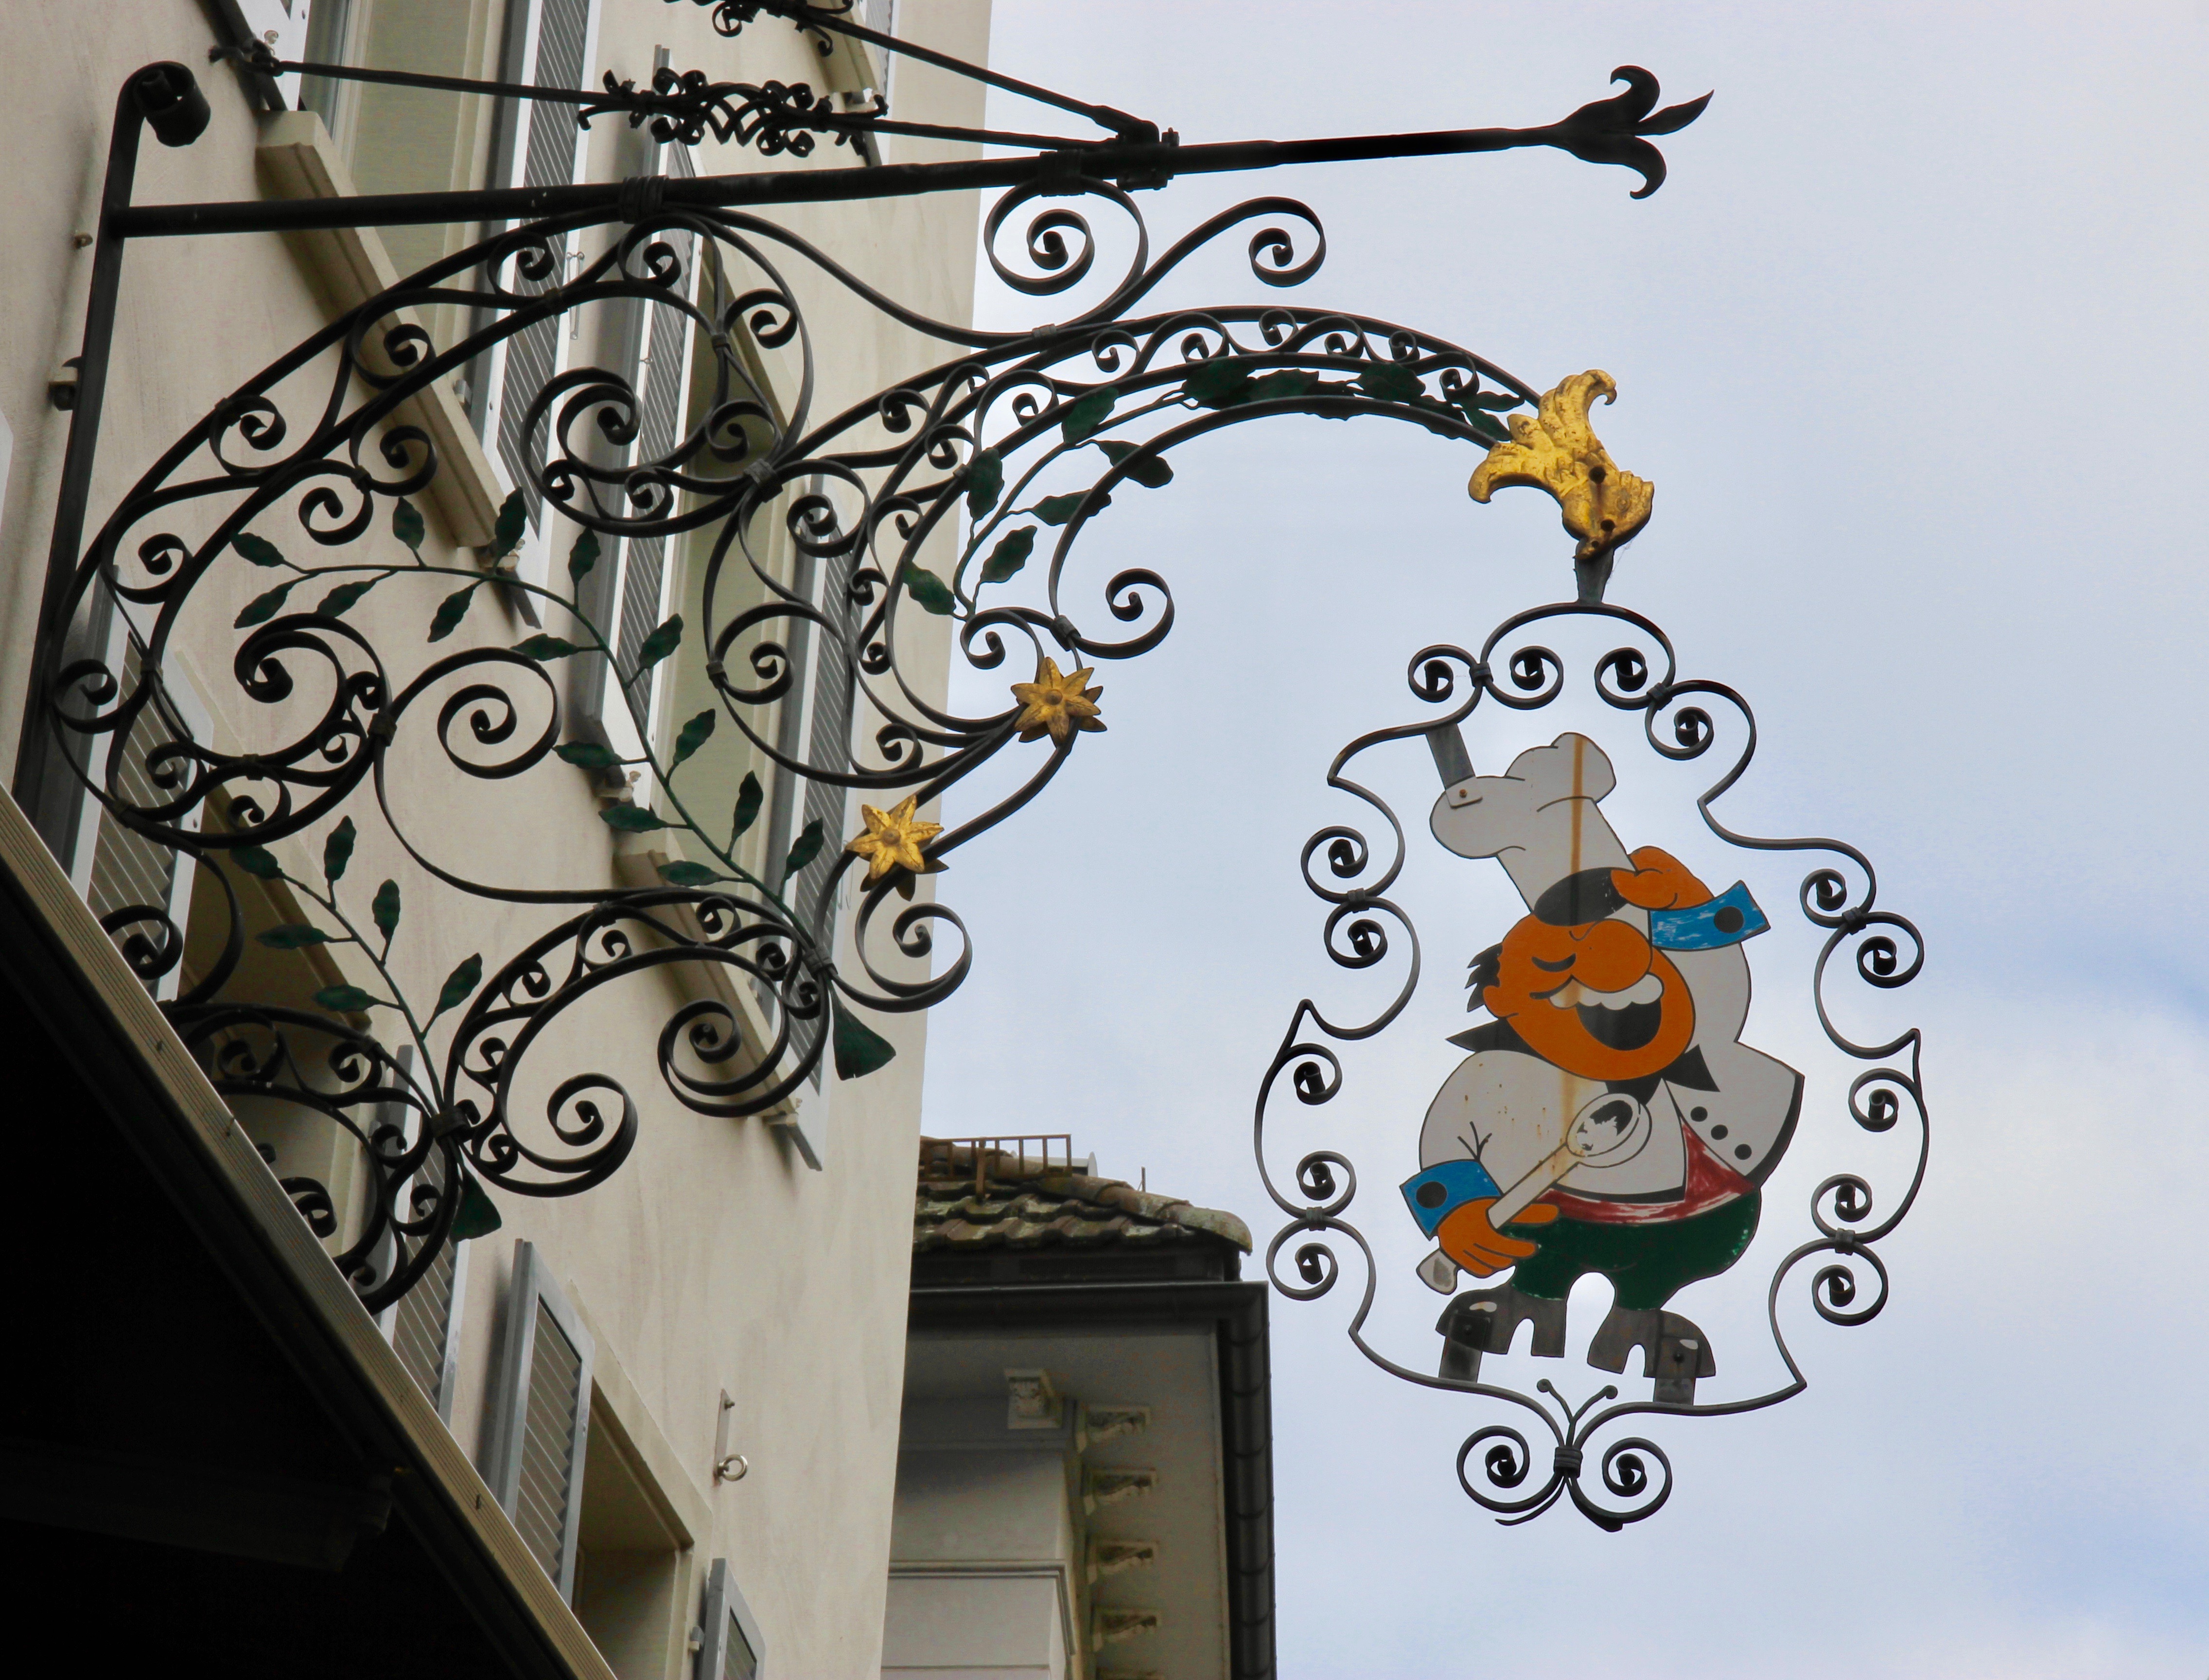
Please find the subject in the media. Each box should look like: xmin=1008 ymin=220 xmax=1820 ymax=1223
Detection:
xmin=1009 ymin=656 xmax=1105 ymax=746
xmin=844 ymin=794 xmax=944 ymax=884
xmin=1468 ymin=370 xmax=1653 ymax=562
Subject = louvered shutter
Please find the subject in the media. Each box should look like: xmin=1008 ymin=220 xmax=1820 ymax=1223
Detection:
xmin=70 ymin=620 xmax=208 ymax=1003
xmin=372 ymin=1046 xmax=471 ymax=1420
xmin=484 ymin=1240 xmax=595 ymax=1599
xmin=697 ymin=1558 xmax=765 ymax=1680
xmin=793 ymin=540 xmax=855 ymax=1092
xmin=607 ymin=137 xmax=701 ymax=746
xmin=476 ymin=0 xmax=603 ymax=589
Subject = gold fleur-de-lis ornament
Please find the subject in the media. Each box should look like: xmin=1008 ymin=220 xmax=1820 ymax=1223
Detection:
xmin=1469 ymin=370 xmax=1653 ymax=600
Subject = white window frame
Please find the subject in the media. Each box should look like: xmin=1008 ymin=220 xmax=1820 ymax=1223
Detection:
xmin=572 ymin=118 xmax=701 ymax=787
xmin=483 ymin=1239 xmax=596 ymax=1600
xmin=475 ymin=0 xmax=607 ymax=600
xmin=697 ymin=1557 xmax=767 ymax=1680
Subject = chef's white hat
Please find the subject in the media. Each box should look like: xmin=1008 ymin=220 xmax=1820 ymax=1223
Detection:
xmin=1429 ymin=732 xmax=1632 ymax=911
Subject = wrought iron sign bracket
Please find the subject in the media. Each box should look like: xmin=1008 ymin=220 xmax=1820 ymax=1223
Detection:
xmin=0 ymin=18 xmax=1921 ymax=1558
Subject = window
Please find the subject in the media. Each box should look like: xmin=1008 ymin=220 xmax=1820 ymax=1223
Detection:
xmin=697 ymin=1558 xmax=765 ymax=1680
xmin=483 ymin=1239 xmax=595 ymax=1598
xmin=370 ymin=1046 xmax=472 ymax=1421
xmin=572 ymin=105 xmax=701 ymax=777
xmin=68 ymin=616 xmax=210 ymax=1004
xmin=478 ymin=0 xmax=605 ymax=597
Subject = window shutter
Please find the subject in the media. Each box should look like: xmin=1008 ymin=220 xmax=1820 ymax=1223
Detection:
xmin=612 ymin=137 xmax=701 ymax=721
xmin=372 ymin=1046 xmax=471 ymax=1421
xmin=697 ymin=1558 xmax=765 ymax=1680
xmin=70 ymin=620 xmax=209 ymax=1002
xmin=388 ymin=1237 xmax=467 ymax=1417
xmin=484 ymin=1240 xmax=595 ymax=1598
xmin=478 ymin=0 xmax=604 ymax=579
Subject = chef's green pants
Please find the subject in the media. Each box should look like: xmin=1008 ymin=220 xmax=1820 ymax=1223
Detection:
xmin=1504 ymin=1191 xmax=1761 ymax=1311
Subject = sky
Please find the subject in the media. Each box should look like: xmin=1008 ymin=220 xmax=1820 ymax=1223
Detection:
xmin=916 ymin=4 xmax=2209 ymax=1676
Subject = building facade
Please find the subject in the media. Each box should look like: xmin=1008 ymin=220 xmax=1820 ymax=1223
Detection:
xmin=0 ymin=2 xmax=999 ymax=1674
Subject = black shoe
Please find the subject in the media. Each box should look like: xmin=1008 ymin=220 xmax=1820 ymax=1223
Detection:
xmin=1586 ymin=1305 xmax=1716 ymax=1403
xmin=1435 ymin=1283 xmax=1567 ymax=1381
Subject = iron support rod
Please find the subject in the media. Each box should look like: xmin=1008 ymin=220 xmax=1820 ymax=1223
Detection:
xmin=12 ymin=69 xmax=207 ymax=848
xmin=111 ymin=122 xmax=1630 ymax=238
xmin=764 ymin=1 xmax=1156 ymax=139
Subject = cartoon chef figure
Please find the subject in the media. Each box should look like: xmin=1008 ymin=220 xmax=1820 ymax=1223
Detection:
xmin=1403 ymin=732 xmax=1802 ymax=1389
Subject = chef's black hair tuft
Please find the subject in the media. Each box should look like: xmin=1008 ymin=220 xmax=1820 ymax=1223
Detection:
xmin=1465 ymin=944 xmax=1501 ymax=1010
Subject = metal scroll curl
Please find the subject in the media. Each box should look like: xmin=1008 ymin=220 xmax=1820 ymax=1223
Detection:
xmin=1252 ymin=603 xmax=1927 ymax=1529
xmin=41 ymin=165 xmax=1544 ymax=1307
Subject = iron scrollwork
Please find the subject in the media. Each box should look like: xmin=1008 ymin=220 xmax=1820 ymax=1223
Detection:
xmin=39 ymin=16 xmax=1721 ymax=1317
xmin=41 ymin=149 xmax=1585 ymax=1307
xmin=1253 ymin=603 xmax=1927 ymax=1528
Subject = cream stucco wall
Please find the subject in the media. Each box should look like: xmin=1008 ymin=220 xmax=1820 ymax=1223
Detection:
xmin=0 ymin=3 xmax=990 ymax=1675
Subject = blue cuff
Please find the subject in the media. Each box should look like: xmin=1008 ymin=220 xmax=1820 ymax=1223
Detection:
xmin=1401 ymin=1160 xmax=1503 ymax=1238
xmin=1649 ymin=881 xmax=1768 ymax=950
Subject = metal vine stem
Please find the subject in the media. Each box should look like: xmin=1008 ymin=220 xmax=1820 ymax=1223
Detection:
xmin=1250 ymin=603 xmax=1928 ymax=1528
xmin=29 ymin=20 xmax=1709 ymax=1312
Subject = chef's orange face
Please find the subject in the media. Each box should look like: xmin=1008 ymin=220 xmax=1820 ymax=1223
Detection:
xmin=1483 ymin=910 xmax=1693 ymax=1082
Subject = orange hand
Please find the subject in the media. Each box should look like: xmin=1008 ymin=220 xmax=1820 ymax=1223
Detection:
xmin=1437 ymin=1198 xmax=1560 ymax=1276
xmin=1612 ymin=845 xmax=1712 ymax=911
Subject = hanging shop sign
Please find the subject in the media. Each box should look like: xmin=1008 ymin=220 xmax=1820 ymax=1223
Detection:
xmin=1252 ymin=377 xmax=1926 ymax=1527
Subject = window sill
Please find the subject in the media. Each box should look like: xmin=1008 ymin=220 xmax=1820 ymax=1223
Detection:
xmin=253 ymin=111 xmax=505 ymax=553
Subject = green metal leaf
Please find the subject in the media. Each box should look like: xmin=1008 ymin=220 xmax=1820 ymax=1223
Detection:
xmin=233 ymin=845 xmax=282 ymax=880
xmin=1247 ymin=370 xmax=1321 ymax=404
xmin=1453 ymin=400 xmax=1510 ymax=444
xmin=450 ymin=1172 xmax=503 ymax=1241
xmin=372 ymin=878 xmax=400 ymax=942
xmin=315 ymin=576 xmax=381 ymax=618
xmin=1032 ymin=491 xmax=1104 ymax=526
xmin=428 ymin=582 xmax=479 ymax=642
xmin=600 ymin=803 xmax=672 ymax=832
xmin=1357 ymin=364 xmax=1424 ymax=403
xmin=233 ymin=531 xmax=287 ymax=568
xmin=902 ymin=563 xmax=955 ymax=616
xmin=313 ymin=984 xmax=375 ymax=1014
xmin=435 ymin=952 xmax=483 ymax=1016
xmin=1096 ymin=439 xmax=1172 ymax=488
xmin=392 ymin=498 xmax=425 ymax=555
xmin=1058 ymin=386 xmax=1117 ymax=444
xmin=783 ymin=817 xmax=824 ymax=879
xmin=980 ymin=525 xmax=1036 ymax=584
xmin=555 ymin=740 xmax=622 ymax=770
xmin=964 ymin=448 xmax=1004 ymax=517
xmin=832 ymin=998 xmax=897 ymax=1080
xmin=631 ymin=613 xmax=683 ymax=674
xmin=485 ymin=488 xmax=527 ymax=561
xmin=257 ymin=924 xmax=333 ymax=949
xmin=671 ymin=707 xmax=716 ymax=767
xmin=657 ymin=860 xmax=724 ymax=887
xmin=730 ymin=770 xmax=763 ymax=841
xmin=512 ymin=633 xmax=582 ymax=661
xmin=568 ymin=528 xmax=600 ymax=583
xmin=1182 ymin=357 xmax=1254 ymax=408
xmin=1472 ymin=390 xmax=1527 ymax=410
xmin=323 ymin=816 xmax=356 ymax=884
xmin=234 ymin=580 xmax=296 ymax=629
